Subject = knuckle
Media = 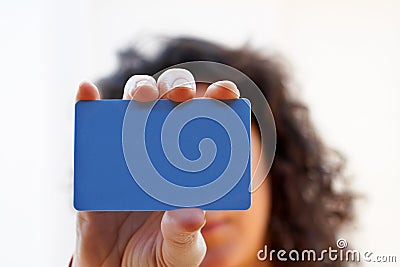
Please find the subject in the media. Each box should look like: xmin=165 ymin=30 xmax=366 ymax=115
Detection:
xmin=170 ymin=232 xmax=196 ymax=248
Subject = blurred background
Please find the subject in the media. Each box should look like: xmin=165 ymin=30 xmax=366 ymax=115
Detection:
xmin=1 ymin=0 xmax=399 ymax=266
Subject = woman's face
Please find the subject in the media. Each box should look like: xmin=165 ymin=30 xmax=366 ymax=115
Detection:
xmin=196 ymin=83 xmax=272 ymax=267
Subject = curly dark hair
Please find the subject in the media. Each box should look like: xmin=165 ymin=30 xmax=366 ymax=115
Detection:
xmin=97 ymin=37 xmax=354 ymax=267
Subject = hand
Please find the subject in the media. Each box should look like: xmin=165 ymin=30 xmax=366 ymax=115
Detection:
xmin=73 ymin=68 xmax=240 ymax=267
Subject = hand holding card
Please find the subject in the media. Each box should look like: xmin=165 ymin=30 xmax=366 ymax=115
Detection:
xmin=72 ymin=69 xmax=246 ymax=267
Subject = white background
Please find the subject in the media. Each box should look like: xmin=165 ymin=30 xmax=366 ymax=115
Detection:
xmin=0 ymin=0 xmax=399 ymax=266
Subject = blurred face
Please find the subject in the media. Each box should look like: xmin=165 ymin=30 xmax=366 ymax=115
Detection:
xmin=196 ymin=83 xmax=272 ymax=267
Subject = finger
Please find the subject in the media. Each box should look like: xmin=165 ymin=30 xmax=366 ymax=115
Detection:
xmin=204 ymin=80 xmax=240 ymax=99
xmin=123 ymin=75 xmax=159 ymax=101
xmin=76 ymin=81 xmax=101 ymax=102
xmin=157 ymin=68 xmax=196 ymax=102
xmin=161 ymin=208 xmax=207 ymax=266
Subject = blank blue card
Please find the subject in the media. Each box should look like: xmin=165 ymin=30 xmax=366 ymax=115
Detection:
xmin=74 ymin=99 xmax=251 ymax=210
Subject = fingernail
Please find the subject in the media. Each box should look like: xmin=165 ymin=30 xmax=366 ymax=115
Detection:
xmin=128 ymin=79 xmax=157 ymax=98
xmin=172 ymin=78 xmax=195 ymax=90
xmin=211 ymin=80 xmax=238 ymax=92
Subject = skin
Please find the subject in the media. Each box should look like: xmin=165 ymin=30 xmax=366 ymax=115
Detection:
xmin=74 ymin=69 xmax=271 ymax=267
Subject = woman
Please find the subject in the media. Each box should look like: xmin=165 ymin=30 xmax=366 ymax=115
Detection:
xmin=72 ymin=37 xmax=354 ymax=266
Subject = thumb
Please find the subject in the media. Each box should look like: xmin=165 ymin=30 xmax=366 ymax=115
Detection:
xmin=161 ymin=208 xmax=207 ymax=266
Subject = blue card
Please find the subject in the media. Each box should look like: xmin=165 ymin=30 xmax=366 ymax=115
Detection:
xmin=74 ymin=98 xmax=251 ymax=210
